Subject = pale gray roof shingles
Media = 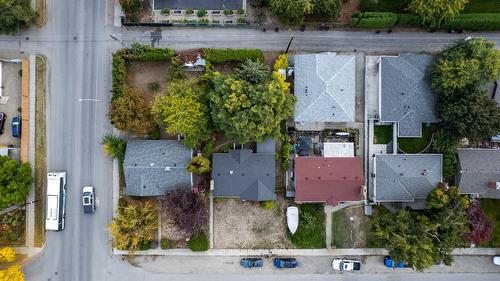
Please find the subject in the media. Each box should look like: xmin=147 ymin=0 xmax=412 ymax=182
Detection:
xmin=124 ymin=140 xmax=192 ymax=197
xmin=380 ymin=54 xmax=438 ymax=137
xmin=154 ymin=0 xmax=243 ymax=10
xmin=294 ymin=53 xmax=356 ymax=123
xmin=456 ymin=149 xmax=500 ymax=199
xmin=374 ymin=154 xmax=442 ymax=202
xmin=212 ymin=149 xmax=276 ymax=201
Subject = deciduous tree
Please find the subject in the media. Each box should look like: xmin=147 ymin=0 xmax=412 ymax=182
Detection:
xmin=314 ymin=0 xmax=341 ymax=20
xmin=234 ymin=59 xmax=271 ymax=84
xmin=0 ymin=265 xmax=24 ymax=281
xmin=0 ymin=0 xmax=36 ymax=34
xmin=0 ymin=156 xmax=32 ymax=209
xmin=186 ymin=156 xmax=211 ymax=174
xmin=0 ymin=247 xmax=16 ymax=263
xmin=466 ymin=201 xmax=493 ymax=245
xmin=270 ymin=0 xmax=314 ymax=24
xmin=163 ymin=191 xmax=207 ymax=237
xmin=108 ymin=87 xmax=155 ymax=136
xmin=408 ymin=0 xmax=469 ymax=29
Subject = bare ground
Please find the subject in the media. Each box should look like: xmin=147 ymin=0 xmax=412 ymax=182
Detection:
xmin=214 ymin=198 xmax=293 ymax=249
xmin=127 ymin=60 xmax=169 ymax=101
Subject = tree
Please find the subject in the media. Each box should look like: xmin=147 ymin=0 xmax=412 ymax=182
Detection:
xmin=0 ymin=247 xmax=16 ymax=263
xmin=234 ymin=59 xmax=271 ymax=84
xmin=108 ymin=201 xmax=157 ymax=253
xmin=152 ymin=80 xmax=212 ymax=148
xmin=163 ymin=191 xmax=207 ymax=237
xmin=101 ymin=134 xmax=126 ymax=163
xmin=210 ymin=71 xmax=296 ymax=143
xmin=119 ymin=0 xmax=140 ymax=20
xmin=408 ymin=0 xmax=470 ymax=29
xmin=432 ymin=129 xmax=459 ymax=178
xmin=0 ymin=0 xmax=36 ymax=34
xmin=0 ymin=265 xmax=24 ymax=281
xmin=314 ymin=0 xmax=341 ymax=20
xmin=108 ymin=87 xmax=155 ymax=136
xmin=465 ymin=201 xmax=493 ymax=245
xmin=270 ymin=0 xmax=314 ymax=24
xmin=0 ymin=156 xmax=32 ymax=209
xmin=186 ymin=156 xmax=211 ymax=174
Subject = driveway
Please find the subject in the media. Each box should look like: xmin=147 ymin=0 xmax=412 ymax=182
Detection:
xmin=0 ymin=59 xmax=22 ymax=153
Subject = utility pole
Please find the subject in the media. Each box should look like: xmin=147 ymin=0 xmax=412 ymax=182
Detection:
xmin=285 ymin=36 xmax=294 ymax=54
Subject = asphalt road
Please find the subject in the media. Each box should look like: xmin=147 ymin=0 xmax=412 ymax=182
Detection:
xmin=0 ymin=0 xmax=499 ymax=280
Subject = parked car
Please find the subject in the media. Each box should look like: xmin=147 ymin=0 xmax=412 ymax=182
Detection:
xmin=11 ymin=116 xmax=21 ymax=138
xmin=332 ymin=259 xmax=361 ymax=272
xmin=493 ymin=256 xmax=500 ymax=266
xmin=82 ymin=186 xmax=95 ymax=214
xmin=240 ymin=258 xmax=263 ymax=268
xmin=274 ymin=258 xmax=298 ymax=268
xmin=0 ymin=113 xmax=6 ymax=135
xmin=384 ymin=256 xmax=410 ymax=268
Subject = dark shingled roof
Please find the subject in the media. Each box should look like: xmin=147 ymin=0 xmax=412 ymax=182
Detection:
xmin=380 ymin=54 xmax=438 ymax=137
xmin=456 ymin=149 xmax=500 ymax=199
xmin=154 ymin=0 xmax=243 ymax=10
xmin=124 ymin=140 xmax=192 ymax=197
xmin=212 ymin=149 xmax=276 ymax=201
xmin=294 ymin=157 xmax=364 ymax=206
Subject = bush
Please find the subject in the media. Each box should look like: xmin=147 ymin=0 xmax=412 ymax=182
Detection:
xmin=130 ymin=43 xmax=174 ymax=61
xmin=213 ymin=19 xmax=220 ymax=24
xmin=202 ymin=137 xmax=215 ymax=159
xmin=442 ymin=13 xmax=500 ymax=31
xmin=150 ymin=127 xmax=161 ymax=140
xmin=351 ymin=12 xmax=398 ymax=28
xmin=138 ymin=240 xmax=151 ymax=250
xmin=102 ymin=134 xmax=127 ymax=162
xmin=238 ymin=9 xmax=245 ymax=15
xmin=199 ymin=18 xmax=209 ymax=24
xmin=147 ymin=81 xmax=161 ymax=92
xmin=160 ymin=239 xmax=170 ymax=249
xmin=260 ymin=201 xmax=274 ymax=210
xmin=396 ymin=14 xmax=421 ymax=26
xmin=237 ymin=17 xmax=246 ymax=24
xmin=224 ymin=9 xmax=234 ymax=15
xmin=274 ymin=53 xmax=288 ymax=71
xmin=197 ymin=9 xmax=207 ymax=17
xmin=169 ymin=55 xmax=186 ymax=81
xmin=0 ymin=247 xmax=16 ymax=263
xmin=187 ymin=156 xmax=211 ymax=174
xmin=161 ymin=8 xmax=170 ymax=15
xmin=163 ymin=191 xmax=208 ymax=237
xmin=189 ymin=231 xmax=209 ymax=251
xmin=186 ymin=8 xmax=194 ymax=15
xmin=204 ymin=48 xmax=265 ymax=63
xmin=111 ymin=52 xmax=127 ymax=100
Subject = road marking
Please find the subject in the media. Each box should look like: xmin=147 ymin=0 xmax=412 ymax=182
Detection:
xmin=78 ymin=98 xmax=103 ymax=102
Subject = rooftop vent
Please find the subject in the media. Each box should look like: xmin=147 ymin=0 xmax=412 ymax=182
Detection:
xmin=150 ymin=163 xmax=155 ymax=167
xmin=164 ymin=166 xmax=171 ymax=172
xmin=229 ymin=170 xmax=234 ymax=175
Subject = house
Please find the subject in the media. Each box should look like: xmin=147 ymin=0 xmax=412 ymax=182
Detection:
xmin=123 ymin=140 xmax=192 ymax=197
xmin=379 ymin=54 xmax=438 ymax=137
xmin=293 ymin=52 xmax=356 ymax=130
xmin=456 ymin=149 xmax=500 ymax=199
xmin=294 ymin=157 xmax=364 ymax=206
xmin=373 ymin=154 xmax=442 ymax=208
xmin=211 ymin=140 xmax=276 ymax=201
xmin=154 ymin=0 xmax=244 ymax=11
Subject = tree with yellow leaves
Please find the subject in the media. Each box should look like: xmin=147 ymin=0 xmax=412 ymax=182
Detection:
xmin=0 ymin=247 xmax=24 ymax=281
xmin=0 ymin=247 xmax=16 ymax=263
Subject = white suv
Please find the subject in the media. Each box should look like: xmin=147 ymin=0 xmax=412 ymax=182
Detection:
xmin=82 ymin=186 xmax=95 ymax=214
xmin=332 ymin=259 xmax=361 ymax=272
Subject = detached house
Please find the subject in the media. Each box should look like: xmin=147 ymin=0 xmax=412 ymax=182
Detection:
xmin=124 ymin=140 xmax=192 ymax=196
xmin=456 ymin=149 xmax=500 ymax=199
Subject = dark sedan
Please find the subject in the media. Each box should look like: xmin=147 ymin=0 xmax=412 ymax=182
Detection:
xmin=273 ymin=258 xmax=298 ymax=268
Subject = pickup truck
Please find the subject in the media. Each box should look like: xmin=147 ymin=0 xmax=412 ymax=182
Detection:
xmin=332 ymin=259 xmax=361 ymax=272
xmin=82 ymin=186 xmax=95 ymax=214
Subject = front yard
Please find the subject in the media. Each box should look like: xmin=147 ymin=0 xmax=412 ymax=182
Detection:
xmin=290 ymin=204 xmax=325 ymax=249
xmin=331 ymin=205 xmax=368 ymax=248
xmin=480 ymin=199 xmax=500 ymax=247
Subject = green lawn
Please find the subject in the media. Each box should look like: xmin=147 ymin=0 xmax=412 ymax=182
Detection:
xmin=289 ymin=204 xmax=325 ymax=249
xmin=463 ymin=0 xmax=500 ymax=13
xmin=331 ymin=210 xmax=353 ymax=248
xmin=374 ymin=125 xmax=393 ymax=144
xmin=359 ymin=0 xmax=411 ymax=13
xmin=480 ymin=199 xmax=500 ymax=247
xmin=397 ymin=124 xmax=435 ymax=153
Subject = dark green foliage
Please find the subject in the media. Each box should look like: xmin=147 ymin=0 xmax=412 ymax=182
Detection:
xmin=432 ymin=129 xmax=459 ymax=179
xmin=289 ymin=204 xmax=325 ymax=248
xmin=351 ymin=12 xmax=398 ymax=28
xmin=102 ymin=134 xmax=127 ymax=163
xmin=169 ymin=55 xmax=187 ymax=81
xmin=396 ymin=14 xmax=421 ymax=26
xmin=359 ymin=0 xmax=411 ymax=13
xmin=314 ymin=0 xmax=341 ymax=20
xmin=150 ymin=127 xmax=161 ymax=140
xmin=0 ymin=156 xmax=33 ymax=209
xmin=202 ymin=137 xmax=215 ymax=159
xmin=189 ymin=231 xmax=209 ymax=251
xmin=148 ymin=81 xmax=161 ymax=92
xmin=374 ymin=125 xmax=392 ymax=144
xmin=197 ymin=9 xmax=207 ymax=17
xmin=234 ymin=59 xmax=271 ymax=84
xmin=270 ymin=0 xmax=313 ymax=25
xmin=161 ymin=8 xmax=170 ymax=15
xmin=250 ymin=0 xmax=269 ymax=7
xmin=237 ymin=9 xmax=245 ymax=14
xmin=138 ymin=240 xmax=151 ymax=250
xmin=463 ymin=0 xmax=500 ymax=13
xmin=442 ymin=13 xmax=500 ymax=31
xmin=0 ymin=0 xmax=37 ymax=34
xmin=280 ymin=122 xmax=291 ymax=170
xmin=130 ymin=43 xmax=174 ymax=61
xmin=160 ymin=238 xmax=170 ymax=249
xmin=111 ymin=51 xmax=128 ymax=100
xmin=224 ymin=9 xmax=234 ymax=15
xmin=204 ymin=49 xmax=265 ymax=64
xmin=120 ymin=0 xmax=140 ymax=14
xmin=237 ymin=17 xmax=246 ymax=24
xmin=186 ymin=8 xmax=194 ymax=15
xmin=480 ymin=199 xmax=500 ymax=247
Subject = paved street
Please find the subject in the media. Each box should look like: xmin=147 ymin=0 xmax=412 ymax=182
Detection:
xmin=0 ymin=0 xmax=499 ymax=281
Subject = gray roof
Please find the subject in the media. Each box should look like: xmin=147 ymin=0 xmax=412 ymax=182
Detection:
xmin=294 ymin=53 xmax=356 ymax=123
xmin=212 ymin=149 xmax=276 ymax=201
xmin=124 ymin=140 xmax=192 ymax=197
xmin=154 ymin=0 xmax=243 ymax=10
xmin=380 ymin=54 xmax=438 ymax=137
xmin=374 ymin=154 xmax=442 ymax=202
xmin=456 ymin=149 xmax=500 ymax=199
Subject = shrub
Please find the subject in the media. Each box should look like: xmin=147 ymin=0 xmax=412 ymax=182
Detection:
xmin=274 ymin=53 xmax=288 ymax=71
xmin=108 ymin=87 xmax=155 ymax=136
xmin=237 ymin=17 xmax=246 ymax=24
xmin=187 ymin=156 xmax=211 ymax=174
xmin=212 ymin=19 xmax=220 ymax=24
xmin=150 ymin=127 xmax=161 ymax=140
xmin=442 ymin=13 xmax=500 ymax=31
xmin=0 ymin=247 xmax=16 ymax=263
xmin=138 ymin=240 xmax=151 ymax=250
xmin=197 ymin=9 xmax=207 ymax=17
xmin=238 ymin=9 xmax=245 ymax=15
xmin=111 ymin=52 xmax=127 ymax=100
xmin=260 ymin=201 xmax=274 ymax=210
xmin=204 ymin=48 xmax=265 ymax=63
xmin=0 ymin=156 xmax=33 ymax=209
xmin=186 ymin=8 xmax=194 ymax=15
xmin=351 ymin=12 xmax=398 ymax=28
xmin=466 ymin=201 xmax=493 ymax=245
xmin=161 ymin=8 xmax=170 ymax=15
xmin=147 ymin=81 xmax=161 ymax=92
xmin=396 ymin=14 xmax=421 ymax=26
xmin=160 ymin=238 xmax=170 ymax=249
xmin=199 ymin=18 xmax=209 ymax=24
xmin=102 ymin=134 xmax=126 ymax=162
xmin=224 ymin=9 xmax=234 ymax=15
xmin=163 ymin=191 xmax=208 ymax=237
xmin=130 ymin=43 xmax=174 ymax=61
xmin=169 ymin=55 xmax=186 ymax=81
xmin=189 ymin=231 xmax=209 ymax=251
xmin=202 ymin=137 xmax=215 ymax=159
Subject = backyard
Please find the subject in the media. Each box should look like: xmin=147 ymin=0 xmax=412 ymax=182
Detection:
xmin=480 ymin=199 xmax=500 ymax=247
xmin=290 ymin=204 xmax=325 ymax=249
xmin=397 ymin=124 xmax=435 ymax=153
xmin=374 ymin=125 xmax=392 ymax=144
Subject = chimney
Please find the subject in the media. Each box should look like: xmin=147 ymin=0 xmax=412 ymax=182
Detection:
xmin=489 ymin=182 xmax=500 ymax=190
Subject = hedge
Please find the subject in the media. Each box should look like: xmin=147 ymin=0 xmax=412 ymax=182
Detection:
xmin=351 ymin=12 xmax=398 ymax=28
xmin=442 ymin=13 xmax=500 ymax=31
xmin=396 ymin=14 xmax=421 ymax=26
xmin=111 ymin=51 xmax=127 ymax=100
xmin=130 ymin=43 xmax=174 ymax=61
xmin=204 ymin=48 xmax=265 ymax=63
xmin=188 ymin=231 xmax=209 ymax=251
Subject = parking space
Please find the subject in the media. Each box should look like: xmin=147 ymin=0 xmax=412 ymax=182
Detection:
xmin=0 ymin=61 xmax=22 ymax=154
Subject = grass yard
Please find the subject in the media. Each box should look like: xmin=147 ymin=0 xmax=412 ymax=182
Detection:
xmin=374 ymin=125 xmax=392 ymax=144
xmin=359 ymin=0 xmax=411 ymax=13
xmin=480 ymin=199 xmax=500 ymax=247
xmin=397 ymin=124 xmax=435 ymax=153
xmin=331 ymin=206 xmax=368 ymax=248
xmin=365 ymin=205 xmax=390 ymax=248
xmin=290 ymin=204 xmax=325 ymax=249
xmin=463 ymin=0 xmax=500 ymax=13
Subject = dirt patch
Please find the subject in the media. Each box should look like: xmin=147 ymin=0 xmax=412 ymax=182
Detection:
xmin=263 ymin=51 xmax=281 ymax=68
xmin=214 ymin=198 xmax=293 ymax=249
xmin=127 ymin=60 xmax=169 ymax=100
xmin=338 ymin=0 xmax=360 ymax=24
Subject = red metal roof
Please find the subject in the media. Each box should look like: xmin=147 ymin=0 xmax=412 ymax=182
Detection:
xmin=294 ymin=157 xmax=364 ymax=205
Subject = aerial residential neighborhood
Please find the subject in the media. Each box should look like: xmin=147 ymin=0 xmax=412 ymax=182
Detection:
xmin=0 ymin=1 xmax=499 ymax=281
